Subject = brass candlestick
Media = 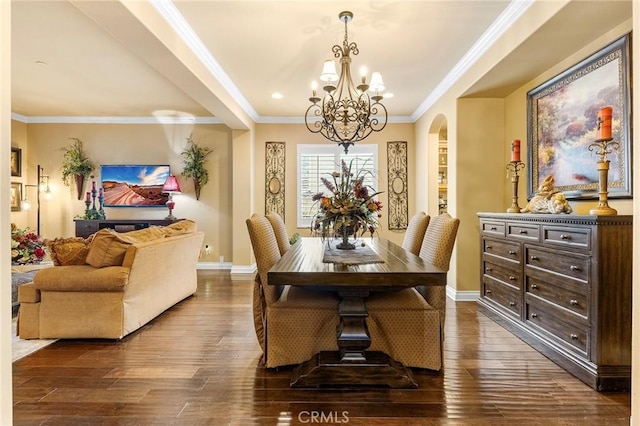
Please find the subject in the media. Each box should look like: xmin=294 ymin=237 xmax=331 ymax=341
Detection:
xmin=506 ymin=161 xmax=525 ymax=213
xmin=588 ymin=137 xmax=619 ymax=215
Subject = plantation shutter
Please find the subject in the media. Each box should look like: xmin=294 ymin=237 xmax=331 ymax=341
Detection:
xmin=297 ymin=145 xmax=378 ymax=227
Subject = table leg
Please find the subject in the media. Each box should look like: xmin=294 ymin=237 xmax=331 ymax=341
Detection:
xmin=290 ymin=290 xmax=418 ymax=388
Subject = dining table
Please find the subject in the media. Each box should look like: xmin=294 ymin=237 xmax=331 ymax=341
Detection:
xmin=267 ymin=236 xmax=447 ymax=388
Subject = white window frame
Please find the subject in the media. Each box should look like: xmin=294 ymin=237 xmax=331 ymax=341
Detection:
xmin=297 ymin=144 xmax=379 ymax=228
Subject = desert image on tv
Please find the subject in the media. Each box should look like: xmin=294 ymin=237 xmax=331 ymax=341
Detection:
xmin=101 ymin=165 xmax=170 ymax=206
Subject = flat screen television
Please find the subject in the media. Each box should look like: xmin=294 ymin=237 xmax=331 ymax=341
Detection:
xmin=100 ymin=165 xmax=171 ymax=207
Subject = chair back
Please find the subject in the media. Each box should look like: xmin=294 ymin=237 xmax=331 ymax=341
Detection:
xmin=418 ymin=212 xmax=460 ymax=271
xmin=402 ymin=212 xmax=430 ymax=256
xmin=266 ymin=212 xmax=291 ymax=255
xmin=417 ymin=213 xmax=460 ymax=322
xmin=246 ymin=214 xmax=284 ymax=305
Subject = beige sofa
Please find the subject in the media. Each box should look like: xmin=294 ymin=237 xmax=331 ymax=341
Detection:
xmin=17 ymin=220 xmax=204 ymax=340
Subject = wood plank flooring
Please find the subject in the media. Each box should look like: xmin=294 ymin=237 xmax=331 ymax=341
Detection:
xmin=12 ymin=270 xmax=630 ymax=425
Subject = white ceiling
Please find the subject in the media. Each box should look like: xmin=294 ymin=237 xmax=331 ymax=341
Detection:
xmin=10 ymin=1 xmax=632 ymax=126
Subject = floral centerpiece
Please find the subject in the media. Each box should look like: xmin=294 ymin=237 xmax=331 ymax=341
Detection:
xmin=311 ymin=159 xmax=383 ymax=250
xmin=11 ymin=228 xmax=46 ymax=265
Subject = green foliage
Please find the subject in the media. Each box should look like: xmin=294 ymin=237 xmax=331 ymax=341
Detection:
xmin=289 ymin=232 xmax=300 ymax=245
xmin=61 ymin=138 xmax=95 ymax=186
xmin=181 ymin=134 xmax=213 ymax=187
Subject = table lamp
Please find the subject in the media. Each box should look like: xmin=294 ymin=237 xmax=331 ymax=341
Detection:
xmin=162 ymin=175 xmax=181 ymax=220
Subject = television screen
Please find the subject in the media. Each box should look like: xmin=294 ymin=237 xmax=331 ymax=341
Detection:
xmin=101 ymin=165 xmax=171 ymax=207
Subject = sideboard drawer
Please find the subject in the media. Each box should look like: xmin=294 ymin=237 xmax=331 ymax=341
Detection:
xmin=483 ymin=260 xmax=521 ymax=290
xmin=526 ymin=275 xmax=588 ymax=320
xmin=526 ymin=246 xmax=589 ymax=282
xmin=481 ymin=220 xmax=505 ymax=236
xmin=526 ymin=302 xmax=589 ymax=357
xmin=543 ymin=226 xmax=591 ymax=250
xmin=483 ymin=278 xmax=521 ymax=318
xmin=75 ymin=221 xmax=99 ymax=238
xmin=482 ymin=237 xmax=520 ymax=263
xmin=507 ymin=223 xmax=540 ymax=241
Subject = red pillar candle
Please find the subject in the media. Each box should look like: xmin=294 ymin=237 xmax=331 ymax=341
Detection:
xmin=85 ymin=191 xmax=91 ymax=202
xmin=511 ymin=139 xmax=521 ymax=162
xmin=597 ymin=106 xmax=613 ymax=140
xmin=92 ymin=180 xmax=96 ymax=191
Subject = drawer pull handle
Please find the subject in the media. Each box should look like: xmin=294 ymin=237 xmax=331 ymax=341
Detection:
xmin=509 ymin=302 xmax=515 ymax=307
xmin=486 ymin=289 xmax=492 ymax=294
xmin=486 ymin=245 xmax=493 ymax=250
xmin=508 ymin=250 xmax=516 ymax=255
xmin=519 ymin=230 xmax=528 ymax=234
xmin=530 ymin=284 xmax=538 ymax=289
xmin=509 ymin=275 xmax=516 ymax=281
xmin=530 ymin=255 xmax=539 ymax=261
xmin=486 ymin=267 xmax=493 ymax=272
xmin=531 ymin=313 xmax=538 ymax=318
xmin=490 ymin=226 xmax=497 ymax=231
xmin=570 ymin=265 xmax=581 ymax=271
xmin=560 ymin=234 xmax=571 ymax=240
xmin=570 ymin=299 xmax=578 ymax=306
xmin=570 ymin=334 xmax=578 ymax=340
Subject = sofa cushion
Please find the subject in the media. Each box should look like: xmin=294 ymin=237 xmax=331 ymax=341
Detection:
xmin=46 ymin=237 xmax=91 ymax=266
xmin=85 ymin=229 xmax=133 ymax=268
xmin=163 ymin=219 xmax=197 ymax=236
xmin=34 ymin=265 xmax=129 ymax=291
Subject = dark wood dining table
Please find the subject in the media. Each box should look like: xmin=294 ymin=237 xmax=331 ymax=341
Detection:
xmin=267 ymin=237 xmax=447 ymax=388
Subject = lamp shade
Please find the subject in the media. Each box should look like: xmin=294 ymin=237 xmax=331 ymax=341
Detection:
xmin=162 ymin=175 xmax=181 ymax=193
xmin=320 ymin=60 xmax=338 ymax=83
xmin=369 ymin=72 xmax=385 ymax=92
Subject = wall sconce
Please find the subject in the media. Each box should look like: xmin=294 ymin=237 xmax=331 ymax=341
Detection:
xmin=21 ymin=165 xmax=51 ymax=235
xmin=161 ymin=175 xmax=181 ymax=220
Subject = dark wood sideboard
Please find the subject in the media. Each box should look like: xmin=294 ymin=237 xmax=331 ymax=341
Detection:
xmin=476 ymin=213 xmax=632 ymax=391
xmin=74 ymin=219 xmax=178 ymax=238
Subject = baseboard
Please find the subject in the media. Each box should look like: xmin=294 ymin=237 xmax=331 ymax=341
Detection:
xmin=196 ymin=261 xmax=233 ymax=270
xmin=446 ymin=286 xmax=480 ymax=302
xmin=230 ymin=263 xmax=257 ymax=280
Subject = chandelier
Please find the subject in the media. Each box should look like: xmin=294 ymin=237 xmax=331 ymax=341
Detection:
xmin=305 ymin=11 xmax=388 ymax=154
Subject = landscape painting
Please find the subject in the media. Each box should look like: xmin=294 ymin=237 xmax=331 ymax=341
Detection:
xmin=101 ymin=165 xmax=170 ymax=207
xmin=527 ymin=34 xmax=631 ymax=200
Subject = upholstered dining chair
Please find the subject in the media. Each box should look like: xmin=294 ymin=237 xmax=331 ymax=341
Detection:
xmin=266 ymin=211 xmax=291 ymax=255
xmin=246 ymin=214 xmax=339 ymax=367
xmin=402 ymin=212 xmax=430 ymax=256
xmin=246 ymin=213 xmax=447 ymax=371
xmin=417 ymin=212 xmax=460 ymax=325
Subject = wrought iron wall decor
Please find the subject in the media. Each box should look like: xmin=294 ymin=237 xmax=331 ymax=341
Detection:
xmin=387 ymin=141 xmax=408 ymax=230
xmin=265 ymin=141 xmax=286 ymax=219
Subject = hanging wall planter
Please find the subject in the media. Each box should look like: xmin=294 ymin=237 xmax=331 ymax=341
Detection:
xmin=181 ymin=134 xmax=212 ymax=201
xmin=61 ymin=137 xmax=95 ymax=200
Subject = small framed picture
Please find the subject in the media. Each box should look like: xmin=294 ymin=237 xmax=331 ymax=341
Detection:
xmin=10 ymin=182 xmax=22 ymax=211
xmin=11 ymin=147 xmax=21 ymax=177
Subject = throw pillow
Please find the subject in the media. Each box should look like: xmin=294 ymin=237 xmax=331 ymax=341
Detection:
xmin=85 ymin=229 xmax=132 ymax=268
xmin=163 ymin=219 xmax=197 ymax=236
xmin=45 ymin=237 xmax=91 ymax=266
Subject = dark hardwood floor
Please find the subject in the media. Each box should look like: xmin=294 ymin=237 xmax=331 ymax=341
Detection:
xmin=13 ymin=270 xmax=630 ymax=425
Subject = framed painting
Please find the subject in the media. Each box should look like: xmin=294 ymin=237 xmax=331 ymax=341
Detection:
xmin=10 ymin=182 xmax=22 ymax=211
xmin=100 ymin=165 xmax=171 ymax=207
xmin=11 ymin=147 xmax=21 ymax=177
xmin=527 ymin=34 xmax=631 ymax=200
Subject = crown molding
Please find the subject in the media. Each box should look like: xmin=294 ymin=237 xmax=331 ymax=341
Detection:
xmin=412 ymin=0 xmax=535 ymax=121
xmin=11 ymin=114 xmax=222 ymax=125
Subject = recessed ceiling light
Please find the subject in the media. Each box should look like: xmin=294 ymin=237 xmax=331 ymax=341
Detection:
xmin=272 ymin=92 xmax=283 ymax=99
xmin=383 ymin=93 xmax=394 ymax=99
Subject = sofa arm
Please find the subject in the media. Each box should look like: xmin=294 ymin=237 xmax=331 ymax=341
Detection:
xmin=33 ymin=265 xmax=130 ymax=292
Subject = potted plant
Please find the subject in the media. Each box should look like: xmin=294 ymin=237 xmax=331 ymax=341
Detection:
xmin=181 ymin=134 xmax=212 ymax=200
xmin=61 ymin=137 xmax=95 ymax=200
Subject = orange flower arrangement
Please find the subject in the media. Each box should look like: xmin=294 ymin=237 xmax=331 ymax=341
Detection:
xmin=311 ymin=159 xmax=383 ymax=249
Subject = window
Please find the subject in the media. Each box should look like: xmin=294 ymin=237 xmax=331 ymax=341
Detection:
xmin=297 ymin=144 xmax=378 ymax=228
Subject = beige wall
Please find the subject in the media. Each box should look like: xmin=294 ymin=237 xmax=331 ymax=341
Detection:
xmin=254 ymin=122 xmax=416 ymax=248
xmin=10 ymin=121 xmax=234 ymax=262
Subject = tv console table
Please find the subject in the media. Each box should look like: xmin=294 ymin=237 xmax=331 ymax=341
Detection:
xmin=74 ymin=219 xmax=178 ymax=238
